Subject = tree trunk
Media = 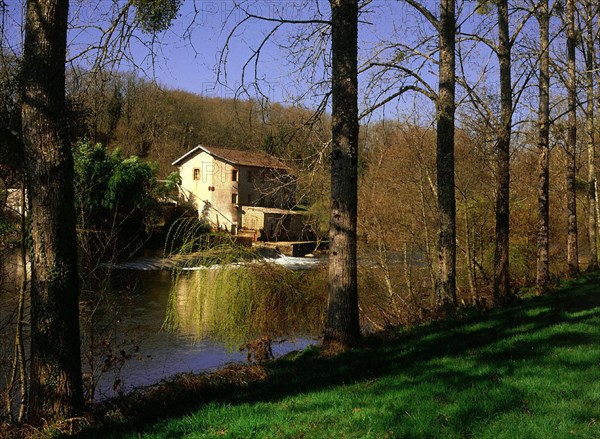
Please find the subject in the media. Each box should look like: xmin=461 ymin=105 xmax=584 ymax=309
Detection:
xmin=585 ymin=0 xmax=598 ymax=271
xmin=375 ymin=219 xmax=400 ymax=317
xmin=325 ymin=0 xmax=360 ymax=348
xmin=494 ymin=0 xmax=512 ymax=302
xmin=435 ymin=0 xmax=457 ymax=307
xmin=566 ymin=0 xmax=579 ymax=276
xmin=21 ymin=0 xmax=84 ymax=421
xmin=5 ymin=185 xmax=28 ymax=422
xmin=418 ymin=165 xmax=436 ymax=297
xmin=536 ymin=0 xmax=551 ymax=293
xmin=17 ymin=183 xmax=28 ymax=422
xmin=463 ymin=194 xmax=476 ymax=299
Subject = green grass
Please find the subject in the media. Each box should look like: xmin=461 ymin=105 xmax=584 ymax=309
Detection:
xmin=76 ymin=273 xmax=600 ymax=438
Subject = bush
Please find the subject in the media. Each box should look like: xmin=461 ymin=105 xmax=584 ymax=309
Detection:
xmin=74 ymin=140 xmax=159 ymax=262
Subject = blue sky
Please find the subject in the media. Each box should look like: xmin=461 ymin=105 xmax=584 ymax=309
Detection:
xmin=110 ymin=1 xmax=334 ymax=103
xmin=2 ymin=0 xmax=510 ymax=123
xmin=61 ymin=0 xmax=441 ymax=117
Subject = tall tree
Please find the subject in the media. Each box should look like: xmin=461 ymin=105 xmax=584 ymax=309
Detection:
xmin=436 ymin=0 xmax=457 ymax=306
xmin=325 ymin=0 xmax=360 ymax=347
xmin=566 ymin=0 xmax=579 ymax=276
xmin=21 ymin=0 xmax=84 ymax=421
xmin=402 ymin=0 xmax=457 ymax=306
xmin=494 ymin=0 xmax=513 ymax=301
xmin=536 ymin=0 xmax=551 ymax=293
xmin=584 ymin=0 xmax=598 ymax=271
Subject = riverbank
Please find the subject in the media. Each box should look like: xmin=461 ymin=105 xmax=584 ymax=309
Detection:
xmin=25 ymin=271 xmax=595 ymax=438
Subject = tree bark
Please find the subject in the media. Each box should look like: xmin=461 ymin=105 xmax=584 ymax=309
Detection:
xmin=536 ymin=0 xmax=551 ymax=293
xmin=435 ymin=0 xmax=457 ymax=307
xmin=585 ymin=0 xmax=598 ymax=272
xmin=5 ymin=185 xmax=28 ymax=422
xmin=494 ymin=0 xmax=512 ymax=302
xmin=21 ymin=0 xmax=84 ymax=421
xmin=463 ymin=194 xmax=476 ymax=299
xmin=418 ymin=164 xmax=436 ymax=296
xmin=325 ymin=0 xmax=360 ymax=348
xmin=566 ymin=0 xmax=579 ymax=276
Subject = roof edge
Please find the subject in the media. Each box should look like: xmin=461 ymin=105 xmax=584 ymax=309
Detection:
xmin=171 ymin=145 xmax=205 ymax=166
xmin=172 ymin=145 xmax=290 ymax=170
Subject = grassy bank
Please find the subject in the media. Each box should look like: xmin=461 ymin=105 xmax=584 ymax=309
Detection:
xmin=71 ymin=273 xmax=600 ymax=438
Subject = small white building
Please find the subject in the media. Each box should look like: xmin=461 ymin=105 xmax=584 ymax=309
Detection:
xmin=172 ymin=145 xmax=300 ymax=239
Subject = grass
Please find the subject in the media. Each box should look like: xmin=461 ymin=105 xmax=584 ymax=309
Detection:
xmin=72 ymin=272 xmax=600 ymax=438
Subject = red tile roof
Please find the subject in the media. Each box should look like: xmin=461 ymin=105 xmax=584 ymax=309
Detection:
xmin=172 ymin=145 xmax=290 ymax=170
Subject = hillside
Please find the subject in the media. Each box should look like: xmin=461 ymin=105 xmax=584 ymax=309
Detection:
xmin=71 ymin=74 xmax=329 ymax=177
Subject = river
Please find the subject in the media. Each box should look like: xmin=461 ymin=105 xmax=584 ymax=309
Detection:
xmin=0 ymin=250 xmax=319 ymax=401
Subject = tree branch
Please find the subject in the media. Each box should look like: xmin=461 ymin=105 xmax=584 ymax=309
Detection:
xmin=403 ymin=0 xmax=439 ymax=31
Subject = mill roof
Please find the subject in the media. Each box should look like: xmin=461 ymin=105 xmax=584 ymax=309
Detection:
xmin=172 ymin=145 xmax=289 ymax=170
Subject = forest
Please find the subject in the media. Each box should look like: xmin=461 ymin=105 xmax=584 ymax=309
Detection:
xmin=0 ymin=0 xmax=600 ymax=434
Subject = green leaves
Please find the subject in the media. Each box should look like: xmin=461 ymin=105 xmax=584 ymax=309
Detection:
xmin=73 ymin=140 xmax=159 ymax=255
xmin=104 ymin=154 xmax=156 ymax=211
xmin=134 ymin=0 xmax=182 ymax=34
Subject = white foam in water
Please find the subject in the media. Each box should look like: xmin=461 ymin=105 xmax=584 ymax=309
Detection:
xmin=111 ymin=254 xmax=325 ymax=271
xmin=266 ymin=255 xmax=325 ymax=270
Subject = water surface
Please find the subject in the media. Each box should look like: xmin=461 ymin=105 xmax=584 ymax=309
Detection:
xmin=1 ymin=252 xmax=314 ymax=401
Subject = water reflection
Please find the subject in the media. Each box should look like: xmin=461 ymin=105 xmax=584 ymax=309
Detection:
xmin=166 ymin=260 xmax=326 ymax=347
xmin=1 ymin=252 xmax=313 ymax=402
xmin=90 ymin=269 xmax=313 ymax=399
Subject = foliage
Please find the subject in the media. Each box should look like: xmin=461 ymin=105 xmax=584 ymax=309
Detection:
xmin=0 ymin=218 xmax=12 ymax=236
xmin=0 ymin=53 xmax=21 ymax=170
xmin=134 ymin=0 xmax=182 ymax=34
xmin=105 ymin=155 xmax=156 ymax=211
xmin=356 ymin=116 xmax=598 ymax=305
xmin=163 ymin=230 xmax=327 ymax=346
xmin=73 ymin=140 xmax=159 ymax=261
xmin=303 ymin=197 xmax=329 ymax=238
xmin=509 ymin=241 xmax=537 ymax=285
xmin=162 ymin=171 xmax=180 ymax=194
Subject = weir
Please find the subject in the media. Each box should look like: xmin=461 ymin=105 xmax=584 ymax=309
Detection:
xmin=258 ymin=241 xmax=328 ymax=257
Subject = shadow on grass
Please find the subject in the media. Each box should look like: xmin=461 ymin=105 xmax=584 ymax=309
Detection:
xmin=74 ymin=272 xmax=600 ymax=438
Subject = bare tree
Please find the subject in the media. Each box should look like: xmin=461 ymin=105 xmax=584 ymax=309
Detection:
xmin=368 ymin=0 xmax=457 ymax=307
xmin=215 ymin=0 xmax=363 ymax=345
xmin=536 ymin=0 xmax=551 ymax=292
xmin=493 ymin=0 xmax=513 ymax=302
xmin=566 ymin=0 xmax=579 ymax=276
xmin=583 ymin=0 xmax=598 ymax=271
xmin=325 ymin=0 xmax=360 ymax=347
xmin=435 ymin=0 xmax=457 ymax=306
xmin=457 ymin=0 xmax=538 ymax=301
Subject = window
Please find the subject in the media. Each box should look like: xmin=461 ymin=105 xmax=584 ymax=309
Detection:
xmin=232 ymin=193 xmax=238 ymax=204
xmin=247 ymin=170 xmax=253 ymax=182
xmin=193 ymin=168 xmax=201 ymax=180
xmin=231 ymin=169 xmax=238 ymax=182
